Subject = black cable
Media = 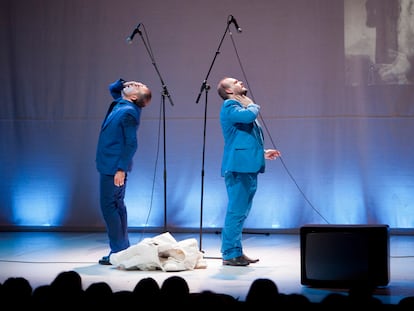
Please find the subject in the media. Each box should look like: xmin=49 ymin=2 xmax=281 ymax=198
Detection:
xmin=138 ymin=94 xmax=164 ymax=242
xmin=228 ymin=33 xmax=330 ymax=224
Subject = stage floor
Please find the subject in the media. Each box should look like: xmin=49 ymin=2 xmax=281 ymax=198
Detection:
xmin=0 ymin=231 xmax=414 ymax=305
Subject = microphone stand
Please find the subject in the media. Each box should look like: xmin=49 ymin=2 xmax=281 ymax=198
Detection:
xmin=137 ymin=25 xmax=174 ymax=232
xmin=195 ymin=18 xmax=232 ymax=254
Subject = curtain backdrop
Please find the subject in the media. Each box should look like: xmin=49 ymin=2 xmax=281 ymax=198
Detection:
xmin=1 ymin=0 xmax=413 ymax=232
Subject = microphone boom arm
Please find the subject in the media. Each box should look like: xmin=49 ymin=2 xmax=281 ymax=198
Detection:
xmin=136 ymin=26 xmax=174 ymax=106
xmin=195 ymin=20 xmax=230 ymax=103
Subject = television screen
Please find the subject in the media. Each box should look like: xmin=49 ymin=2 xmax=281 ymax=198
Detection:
xmin=300 ymin=224 xmax=390 ymax=288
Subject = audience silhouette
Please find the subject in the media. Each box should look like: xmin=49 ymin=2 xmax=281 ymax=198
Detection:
xmin=320 ymin=292 xmax=351 ymax=310
xmin=0 ymin=272 xmax=413 ymax=310
xmin=1 ymin=276 xmax=32 ymax=309
xmin=111 ymin=290 xmax=135 ymax=308
xmin=84 ymin=281 xmax=113 ymax=309
xmin=245 ymin=277 xmax=281 ymax=308
xmin=347 ymin=283 xmax=384 ymax=307
xmin=49 ymin=270 xmax=84 ymax=307
xmin=397 ymin=296 xmax=414 ymax=310
xmin=159 ymin=275 xmax=191 ymax=309
xmin=190 ymin=290 xmax=241 ymax=309
xmin=31 ymin=284 xmax=55 ymax=310
xmin=132 ymin=276 xmax=161 ymax=302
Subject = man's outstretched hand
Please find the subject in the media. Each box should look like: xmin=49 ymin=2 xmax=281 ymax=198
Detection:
xmin=265 ymin=149 xmax=281 ymax=160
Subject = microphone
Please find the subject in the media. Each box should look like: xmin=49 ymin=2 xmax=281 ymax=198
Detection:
xmin=228 ymin=15 xmax=242 ymax=33
xmin=126 ymin=23 xmax=142 ymax=44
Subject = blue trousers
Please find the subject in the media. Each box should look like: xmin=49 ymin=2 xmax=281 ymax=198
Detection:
xmin=221 ymin=171 xmax=258 ymax=260
xmin=99 ymin=174 xmax=130 ymax=254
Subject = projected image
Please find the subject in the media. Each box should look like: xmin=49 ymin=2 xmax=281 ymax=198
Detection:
xmin=345 ymin=0 xmax=414 ymax=85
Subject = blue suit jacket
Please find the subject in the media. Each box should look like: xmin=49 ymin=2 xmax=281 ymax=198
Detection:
xmin=220 ymin=98 xmax=265 ymax=176
xmin=96 ymin=80 xmax=142 ymax=175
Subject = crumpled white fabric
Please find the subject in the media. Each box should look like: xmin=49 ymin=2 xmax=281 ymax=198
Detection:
xmin=109 ymin=232 xmax=208 ymax=272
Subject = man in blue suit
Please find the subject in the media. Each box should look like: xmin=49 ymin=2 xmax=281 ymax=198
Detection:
xmin=96 ymin=78 xmax=152 ymax=265
xmin=217 ymin=77 xmax=281 ymax=266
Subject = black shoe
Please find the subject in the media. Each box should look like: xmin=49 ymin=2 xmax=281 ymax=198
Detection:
xmin=223 ymin=256 xmax=249 ymax=266
xmin=99 ymin=255 xmax=111 ymax=265
xmin=242 ymin=254 xmax=259 ymax=263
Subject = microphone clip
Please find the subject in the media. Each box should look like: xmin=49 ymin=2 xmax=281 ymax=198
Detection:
xmin=228 ymin=15 xmax=242 ymax=33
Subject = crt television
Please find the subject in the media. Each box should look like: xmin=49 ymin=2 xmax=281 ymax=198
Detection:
xmin=300 ymin=224 xmax=390 ymax=288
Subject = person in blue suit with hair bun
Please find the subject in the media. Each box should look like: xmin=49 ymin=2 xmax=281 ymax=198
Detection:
xmin=96 ymin=78 xmax=152 ymax=265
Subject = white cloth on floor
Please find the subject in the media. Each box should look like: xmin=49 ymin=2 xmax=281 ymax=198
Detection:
xmin=109 ymin=232 xmax=207 ymax=272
